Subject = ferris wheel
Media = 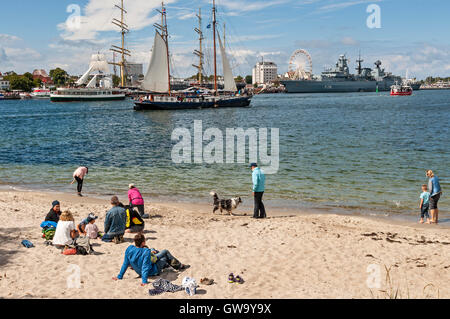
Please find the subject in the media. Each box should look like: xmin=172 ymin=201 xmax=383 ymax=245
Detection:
xmin=288 ymin=49 xmax=313 ymax=80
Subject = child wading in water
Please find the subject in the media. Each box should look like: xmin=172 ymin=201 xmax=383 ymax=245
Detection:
xmin=419 ymin=184 xmax=431 ymax=224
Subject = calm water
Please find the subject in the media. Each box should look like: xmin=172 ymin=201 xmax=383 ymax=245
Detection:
xmin=0 ymin=90 xmax=448 ymax=219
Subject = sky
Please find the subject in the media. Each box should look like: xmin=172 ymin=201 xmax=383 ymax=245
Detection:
xmin=0 ymin=0 xmax=449 ymax=80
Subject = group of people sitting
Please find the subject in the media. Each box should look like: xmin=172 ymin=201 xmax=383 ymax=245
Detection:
xmin=42 ymin=183 xmax=190 ymax=285
xmin=43 ymin=184 xmax=149 ymax=246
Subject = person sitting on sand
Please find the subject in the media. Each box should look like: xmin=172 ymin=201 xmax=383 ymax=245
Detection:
xmin=77 ymin=213 xmax=98 ymax=236
xmin=124 ymin=205 xmax=145 ymax=234
xmin=128 ymin=184 xmax=149 ymax=219
xmin=113 ymin=233 xmax=190 ymax=286
xmin=45 ymin=201 xmax=62 ymax=223
xmin=85 ymin=214 xmax=101 ymax=239
xmin=419 ymin=184 xmax=431 ymax=224
xmin=102 ymin=196 xmax=126 ymax=244
xmin=71 ymin=166 xmax=89 ymax=197
xmin=52 ymin=211 xmax=78 ymax=248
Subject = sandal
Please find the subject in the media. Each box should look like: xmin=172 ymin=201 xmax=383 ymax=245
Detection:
xmin=235 ymin=275 xmax=244 ymax=284
xmin=200 ymin=278 xmax=214 ymax=285
xmin=228 ymin=273 xmax=235 ymax=283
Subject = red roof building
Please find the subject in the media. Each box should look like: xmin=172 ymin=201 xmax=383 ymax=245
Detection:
xmin=33 ymin=69 xmax=53 ymax=84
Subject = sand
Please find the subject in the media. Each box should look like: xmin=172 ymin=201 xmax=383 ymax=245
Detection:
xmin=0 ymin=189 xmax=449 ymax=299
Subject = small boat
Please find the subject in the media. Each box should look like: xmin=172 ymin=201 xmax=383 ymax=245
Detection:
xmin=20 ymin=92 xmax=32 ymax=99
xmin=390 ymin=81 xmax=412 ymax=96
xmin=31 ymin=87 xmax=51 ymax=99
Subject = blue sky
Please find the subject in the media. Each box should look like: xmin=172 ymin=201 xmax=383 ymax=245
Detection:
xmin=0 ymin=0 xmax=449 ymax=79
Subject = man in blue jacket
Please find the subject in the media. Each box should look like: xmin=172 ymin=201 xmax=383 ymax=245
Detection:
xmin=250 ymin=163 xmax=267 ymax=219
xmin=102 ymin=196 xmax=127 ymax=243
xmin=113 ymin=233 xmax=190 ymax=286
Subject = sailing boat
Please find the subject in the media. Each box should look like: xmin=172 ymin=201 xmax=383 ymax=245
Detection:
xmin=134 ymin=1 xmax=252 ymax=111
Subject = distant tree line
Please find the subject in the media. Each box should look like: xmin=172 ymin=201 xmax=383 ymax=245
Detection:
xmin=421 ymin=76 xmax=450 ymax=84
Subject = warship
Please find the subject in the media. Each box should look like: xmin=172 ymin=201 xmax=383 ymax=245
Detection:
xmin=281 ymin=54 xmax=402 ymax=93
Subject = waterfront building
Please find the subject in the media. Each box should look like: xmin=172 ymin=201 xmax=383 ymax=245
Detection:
xmin=32 ymin=69 xmax=53 ymax=84
xmin=252 ymin=61 xmax=278 ymax=85
xmin=0 ymin=77 xmax=10 ymax=90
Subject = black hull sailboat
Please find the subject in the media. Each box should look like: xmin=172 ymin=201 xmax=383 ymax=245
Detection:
xmin=134 ymin=1 xmax=252 ymax=111
xmin=134 ymin=96 xmax=251 ymax=110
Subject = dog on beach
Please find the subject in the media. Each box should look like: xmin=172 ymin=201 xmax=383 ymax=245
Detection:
xmin=210 ymin=192 xmax=242 ymax=216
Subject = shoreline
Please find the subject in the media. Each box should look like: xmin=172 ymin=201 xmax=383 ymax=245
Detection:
xmin=1 ymin=183 xmax=449 ymax=229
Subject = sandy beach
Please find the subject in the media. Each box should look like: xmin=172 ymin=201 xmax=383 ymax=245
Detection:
xmin=0 ymin=189 xmax=449 ymax=299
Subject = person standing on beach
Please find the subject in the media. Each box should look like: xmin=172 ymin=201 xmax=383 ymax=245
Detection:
xmin=71 ymin=166 xmax=89 ymax=197
xmin=45 ymin=200 xmax=62 ymax=223
xmin=427 ymin=170 xmax=442 ymax=224
xmin=250 ymin=163 xmax=266 ymax=219
xmin=128 ymin=184 xmax=149 ymax=219
xmin=418 ymin=184 xmax=430 ymax=224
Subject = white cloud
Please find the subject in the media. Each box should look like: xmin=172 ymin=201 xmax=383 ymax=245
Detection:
xmin=0 ymin=34 xmax=21 ymax=43
xmin=58 ymin=0 xmax=177 ymax=41
xmin=318 ymin=0 xmax=382 ymax=12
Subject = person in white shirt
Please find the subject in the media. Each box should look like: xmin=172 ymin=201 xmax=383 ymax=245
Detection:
xmin=52 ymin=211 xmax=78 ymax=248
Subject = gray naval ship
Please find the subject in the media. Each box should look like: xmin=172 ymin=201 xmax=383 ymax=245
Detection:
xmin=281 ymin=54 xmax=405 ymax=93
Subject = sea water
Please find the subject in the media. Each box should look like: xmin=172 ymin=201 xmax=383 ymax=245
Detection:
xmin=0 ymin=90 xmax=448 ymax=219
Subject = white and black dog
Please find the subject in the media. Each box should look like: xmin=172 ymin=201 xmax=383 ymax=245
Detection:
xmin=210 ymin=192 xmax=242 ymax=216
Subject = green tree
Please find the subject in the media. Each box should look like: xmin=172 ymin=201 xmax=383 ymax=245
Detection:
xmin=33 ymin=78 xmax=42 ymax=88
xmin=245 ymin=75 xmax=252 ymax=84
xmin=9 ymin=75 xmax=34 ymax=92
xmin=50 ymin=68 xmax=69 ymax=86
xmin=235 ymin=75 xmax=243 ymax=82
xmin=112 ymin=75 xmax=121 ymax=87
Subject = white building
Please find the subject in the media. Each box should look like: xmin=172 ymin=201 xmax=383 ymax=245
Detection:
xmin=0 ymin=77 xmax=10 ymax=90
xmin=252 ymin=61 xmax=278 ymax=85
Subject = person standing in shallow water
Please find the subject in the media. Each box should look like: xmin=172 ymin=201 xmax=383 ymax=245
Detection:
xmin=71 ymin=166 xmax=88 ymax=197
xmin=426 ymin=170 xmax=442 ymax=224
xmin=250 ymin=163 xmax=267 ymax=219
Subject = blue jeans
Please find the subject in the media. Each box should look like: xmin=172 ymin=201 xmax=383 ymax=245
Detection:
xmin=102 ymin=232 xmax=123 ymax=242
xmin=154 ymin=249 xmax=179 ymax=273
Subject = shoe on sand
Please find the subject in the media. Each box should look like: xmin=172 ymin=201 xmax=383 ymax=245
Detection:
xmin=200 ymin=278 xmax=214 ymax=285
xmin=228 ymin=273 xmax=235 ymax=283
xmin=235 ymin=275 xmax=244 ymax=284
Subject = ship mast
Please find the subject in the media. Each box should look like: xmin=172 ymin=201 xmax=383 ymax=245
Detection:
xmin=110 ymin=0 xmax=131 ymax=87
xmin=193 ymin=8 xmax=204 ymax=85
xmin=155 ymin=2 xmax=171 ymax=95
xmin=212 ymin=0 xmax=218 ymax=95
xmin=356 ymin=51 xmax=363 ymax=75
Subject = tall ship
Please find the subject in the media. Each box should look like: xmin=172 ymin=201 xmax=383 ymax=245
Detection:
xmin=134 ymin=1 xmax=252 ymax=111
xmin=281 ymin=52 xmax=402 ymax=93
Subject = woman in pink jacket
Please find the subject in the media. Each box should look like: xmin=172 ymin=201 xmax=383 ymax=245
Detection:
xmin=71 ymin=166 xmax=88 ymax=197
xmin=128 ymin=184 xmax=149 ymax=219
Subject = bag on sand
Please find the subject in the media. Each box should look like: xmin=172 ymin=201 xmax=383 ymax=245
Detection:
xmin=62 ymin=247 xmax=77 ymax=255
xmin=64 ymin=237 xmax=94 ymax=255
xmin=42 ymin=228 xmax=56 ymax=240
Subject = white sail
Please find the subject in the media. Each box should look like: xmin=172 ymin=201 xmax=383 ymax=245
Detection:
xmin=76 ymin=66 xmax=94 ymax=86
xmin=141 ymin=32 xmax=170 ymax=93
xmin=217 ymin=33 xmax=237 ymax=92
xmin=86 ymin=74 xmax=98 ymax=88
xmin=90 ymin=54 xmax=110 ymax=74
